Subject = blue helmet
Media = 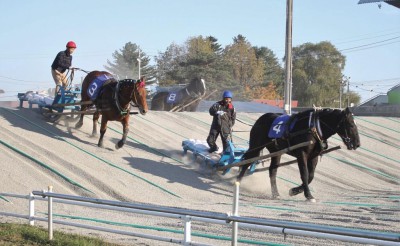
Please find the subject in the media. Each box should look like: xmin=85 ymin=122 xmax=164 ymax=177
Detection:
xmin=222 ymin=90 xmax=233 ymax=99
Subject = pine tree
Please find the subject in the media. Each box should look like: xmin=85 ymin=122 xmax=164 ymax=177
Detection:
xmin=105 ymin=42 xmax=156 ymax=84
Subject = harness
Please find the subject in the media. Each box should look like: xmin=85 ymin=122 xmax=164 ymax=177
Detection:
xmin=185 ymin=87 xmax=201 ymax=98
xmin=96 ymin=79 xmax=138 ymax=116
xmin=277 ymin=110 xmax=327 ymax=152
xmin=113 ymin=81 xmax=130 ymax=115
xmin=308 ymin=111 xmax=327 ymax=150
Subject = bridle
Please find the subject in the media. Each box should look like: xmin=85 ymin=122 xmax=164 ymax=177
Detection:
xmin=185 ymin=79 xmax=205 ymax=98
xmin=336 ymin=114 xmax=352 ymax=145
xmin=113 ymin=80 xmax=142 ymax=115
xmin=130 ymin=83 xmax=140 ymax=108
xmin=320 ymin=111 xmax=352 ymax=146
xmin=130 ymin=82 xmax=147 ymax=114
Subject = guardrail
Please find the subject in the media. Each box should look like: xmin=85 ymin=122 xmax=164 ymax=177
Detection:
xmin=1 ymin=184 xmax=400 ymax=246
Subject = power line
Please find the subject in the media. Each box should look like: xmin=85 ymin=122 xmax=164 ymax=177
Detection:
xmin=340 ymin=40 xmax=400 ymax=53
xmin=351 ymin=77 xmax=400 ymax=85
xmin=338 ymin=36 xmax=400 ymax=52
xmin=0 ymin=75 xmax=45 ymax=83
xmin=334 ymin=31 xmax=400 ymax=45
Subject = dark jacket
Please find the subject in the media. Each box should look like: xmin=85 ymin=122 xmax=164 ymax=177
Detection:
xmin=51 ymin=50 xmax=72 ymax=73
xmin=209 ymin=100 xmax=236 ymax=133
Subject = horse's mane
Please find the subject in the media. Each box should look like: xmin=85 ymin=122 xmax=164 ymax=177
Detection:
xmin=291 ymin=108 xmax=344 ymax=125
xmin=295 ymin=108 xmax=340 ymax=117
xmin=117 ymin=79 xmax=136 ymax=89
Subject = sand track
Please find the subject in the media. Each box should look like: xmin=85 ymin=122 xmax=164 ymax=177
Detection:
xmin=1 ymin=106 xmax=399 ymax=246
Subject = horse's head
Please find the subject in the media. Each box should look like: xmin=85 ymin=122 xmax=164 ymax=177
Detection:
xmin=132 ymin=78 xmax=148 ymax=115
xmin=337 ymin=107 xmax=360 ymax=150
xmin=187 ymin=78 xmax=206 ymax=97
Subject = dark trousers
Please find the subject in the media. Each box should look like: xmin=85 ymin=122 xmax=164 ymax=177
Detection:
xmin=207 ymin=127 xmax=231 ymax=151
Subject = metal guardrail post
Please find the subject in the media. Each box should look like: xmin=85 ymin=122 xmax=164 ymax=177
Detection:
xmin=48 ymin=186 xmax=53 ymax=240
xmin=231 ymin=182 xmax=240 ymax=246
xmin=29 ymin=192 xmax=35 ymax=226
xmin=183 ymin=215 xmax=192 ymax=245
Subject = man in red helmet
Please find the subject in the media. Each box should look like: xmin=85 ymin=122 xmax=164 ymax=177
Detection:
xmin=50 ymin=41 xmax=76 ymax=95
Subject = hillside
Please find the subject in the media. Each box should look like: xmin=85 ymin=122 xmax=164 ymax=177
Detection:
xmin=0 ymin=105 xmax=399 ymax=246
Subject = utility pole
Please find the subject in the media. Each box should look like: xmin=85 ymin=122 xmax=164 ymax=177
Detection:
xmin=137 ymin=48 xmax=141 ymax=79
xmin=284 ymin=0 xmax=293 ymax=115
xmin=339 ymin=79 xmax=342 ymax=109
xmin=347 ymin=76 xmax=350 ymax=107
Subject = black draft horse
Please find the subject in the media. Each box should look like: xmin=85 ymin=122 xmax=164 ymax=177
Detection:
xmin=75 ymin=71 xmax=148 ymax=149
xmin=237 ymin=107 xmax=360 ymax=202
xmin=151 ymin=78 xmax=206 ymax=111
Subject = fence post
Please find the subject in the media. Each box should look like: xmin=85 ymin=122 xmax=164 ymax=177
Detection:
xmin=231 ymin=181 xmax=240 ymax=246
xmin=183 ymin=215 xmax=192 ymax=245
xmin=29 ymin=192 xmax=35 ymax=226
xmin=48 ymin=186 xmax=53 ymax=240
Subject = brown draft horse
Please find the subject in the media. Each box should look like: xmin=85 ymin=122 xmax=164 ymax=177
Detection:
xmin=237 ymin=107 xmax=360 ymax=202
xmin=75 ymin=71 xmax=148 ymax=149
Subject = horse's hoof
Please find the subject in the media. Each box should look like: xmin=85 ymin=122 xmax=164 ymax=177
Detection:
xmin=75 ymin=122 xmax=83 ymax=129
xmin=289 ymin=188 xmax=297 ymax=196
xmin=115 ymin=141 xmax=124 ymax=149
xmin=272 ymin=194 xmax=281 ymax=200
xmin=289 ymin=187 xmax=304 ymax=196
xmin=307 ymin=198 xmax=316 ymax=203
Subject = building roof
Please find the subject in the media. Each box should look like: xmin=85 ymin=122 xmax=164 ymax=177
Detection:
xmin=358 ymin=0 xmax=400 ymax=8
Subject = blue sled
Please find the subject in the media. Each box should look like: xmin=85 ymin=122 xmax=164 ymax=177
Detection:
xmin=182 ymin=140 xmax=257 ymax=175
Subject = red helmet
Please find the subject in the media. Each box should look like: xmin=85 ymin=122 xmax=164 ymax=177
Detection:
xmin=66 ymin=41 xmax=77 ymax=48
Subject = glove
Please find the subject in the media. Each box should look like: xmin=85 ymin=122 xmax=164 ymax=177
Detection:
xmin=216 ymin=111 xmax=225 ymax=116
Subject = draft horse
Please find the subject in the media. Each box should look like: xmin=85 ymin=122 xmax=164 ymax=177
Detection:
xmin=75 ymin=71 xmax=148 ymax=149
xmin=151 ymin=78 xmax=206 ymax=111
xmin=237 ymin=107 xmax=360 ymax=202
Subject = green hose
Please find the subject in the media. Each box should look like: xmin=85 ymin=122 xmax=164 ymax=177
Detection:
xmin=0 ymin=138 xmax=92 ymax=193
xmin=2 ymin=108 xmax=180 ymax=198
xmin=47 ymin=212 xmax=289 ymax=246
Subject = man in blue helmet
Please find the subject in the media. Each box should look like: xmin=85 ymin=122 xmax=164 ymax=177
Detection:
xmin=207 ymin=90 xmax=236 ymax=153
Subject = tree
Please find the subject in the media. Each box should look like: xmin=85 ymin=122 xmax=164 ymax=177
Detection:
xmin=155 ymin=36 xmax=231 ymax=94
xmin=291 ymin=41 xmax=360 ymax=107
xmin=253 ymin=46 xmax=284 ymax=98
xmin=105 ymin=42 xmax=156 ymax=83
xmin=207 ymin=35 xmax=223 ymax=54
xmin=223 ymin=35 xmax=265 ymax=99
xmin=154 ymin=42 xmax=187 ymax=86
xmin=154 ymin=35 xmax=283 ymax=101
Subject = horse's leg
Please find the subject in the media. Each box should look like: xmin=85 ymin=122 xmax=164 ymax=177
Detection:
xmin=269 ymin=155 xmax=282 ymax=199
xmin=291 ymin=152 xmax=315 ymax=202
xmin=75 ymin=105 xmax=86 ymax=129
xmin=92 ymin=112 xmax=100 ymax=136
xmin=307 ymin=156 xmax=318 ymax=185
xmin=98 ymin=117 xmax=107 ymax=148
xmin=289 ymin=157 xmax=318 ymax=197
xmin=116 ymin=118 xmax=129 ymax=149
xmin=237 ymin=149 xmax=261 ymax=182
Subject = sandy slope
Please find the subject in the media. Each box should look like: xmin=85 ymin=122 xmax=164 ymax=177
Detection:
xmin=0 ymin=106 xmax=399 ymax=246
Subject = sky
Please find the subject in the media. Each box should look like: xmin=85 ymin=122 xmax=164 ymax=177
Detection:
xmin=0 ymin=0 xmax=399 ymax=103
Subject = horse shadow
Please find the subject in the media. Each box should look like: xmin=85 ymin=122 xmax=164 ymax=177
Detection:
xmin=0 ymin=107 xmax=93 ymax=146
xmin=121 ymin=141 xmax=234 ymax=196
